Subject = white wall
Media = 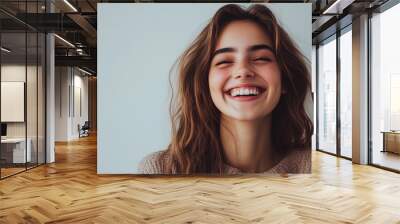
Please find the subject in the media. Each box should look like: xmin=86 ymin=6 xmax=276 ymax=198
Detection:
xmin=98 ymin=3 xmax=312 ymax=174
xmin=1 ymin=82 xmax=25 ymax=122
xmin=1 ymin=65 xmax=38 ymax=138
xmin=1 ymin=63 xmax=46 ymax=163
xmin=1 ymin=65 xmax=27 ymax=141
xmin=55 ymin=67 xmax=69 ymax=141
xmin=72 ymin=73 xmax=89 ymax=138
xmin=55 ymin=67 xmax=89 ymax=141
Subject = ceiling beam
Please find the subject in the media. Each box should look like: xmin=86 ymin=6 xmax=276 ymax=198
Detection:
xmin=55 ymin=55 xmax=96 ymax=70
xmin=67 ymin=13 xmax=97 ymax=39
xmin=322 ymin=0 xmax=356 ymax=14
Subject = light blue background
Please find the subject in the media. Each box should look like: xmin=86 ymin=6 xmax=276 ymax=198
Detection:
xmin=98 ymin=3 xmax=311 ymax=174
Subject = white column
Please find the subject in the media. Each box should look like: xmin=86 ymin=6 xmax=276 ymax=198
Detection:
xmin=55 ymin=67 xmax=73 ymax=141
xmin=352 ymin=14 xmax=369 ymax=164
xmin=46 ymin=33 xmax=55 ymax=163
xmin=46 ymin=1 xmax=55 ymax=163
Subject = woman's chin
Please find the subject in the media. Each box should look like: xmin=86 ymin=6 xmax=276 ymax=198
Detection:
xmin=226 ymin=112 xmax=267 ymax=122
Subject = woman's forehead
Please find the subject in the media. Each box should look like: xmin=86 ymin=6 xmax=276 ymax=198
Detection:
xmin=215 ymin=20 xmax=272 ymax=50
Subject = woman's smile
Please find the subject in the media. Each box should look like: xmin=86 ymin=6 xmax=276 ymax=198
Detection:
xmin=224 ymin=85 xmax=266 ymax=102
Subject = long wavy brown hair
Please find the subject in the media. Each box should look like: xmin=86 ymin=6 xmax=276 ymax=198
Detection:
xmin=161 ymin=4 xmax=313 ymax=174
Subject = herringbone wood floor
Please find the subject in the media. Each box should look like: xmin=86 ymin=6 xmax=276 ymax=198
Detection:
xmin=1 ymin=134 xmax=400 ymax=224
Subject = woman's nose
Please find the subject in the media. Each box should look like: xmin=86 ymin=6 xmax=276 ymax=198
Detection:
xmin=233 ymin=61 xmax=255 ymax=79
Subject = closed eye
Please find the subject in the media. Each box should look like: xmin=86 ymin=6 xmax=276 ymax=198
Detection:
xmin=215 ymin=60 xmax=233 ymax=66
xmin=254 ymin=57 xmax=271 ymax=62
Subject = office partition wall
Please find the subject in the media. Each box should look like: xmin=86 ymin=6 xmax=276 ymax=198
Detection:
xmin=0 ymin=1 xmax=46 ymax=179
xmin=0 ymin=31 xmax=28 ymax=177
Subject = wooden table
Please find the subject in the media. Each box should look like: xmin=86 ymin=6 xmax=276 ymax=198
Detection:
xmin=381 ymin=131 xmax=400 ymax=154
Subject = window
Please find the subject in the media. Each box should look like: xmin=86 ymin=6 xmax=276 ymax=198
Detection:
xmin=317 ymin=35 xmax=337 ymax=154
xmin=339 ymin=28 xmax=352 ymax=158
xmin=370 ymin=3 xmax=400 ymax=171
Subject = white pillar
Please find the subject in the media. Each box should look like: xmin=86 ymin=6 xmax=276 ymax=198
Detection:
xmin=46 ymin=33 xmax=55 ymax=163
xmin=46 ymin=1 xmax=55 ymax=163
xmin=352 ymin=14 xmax=369 ymax=164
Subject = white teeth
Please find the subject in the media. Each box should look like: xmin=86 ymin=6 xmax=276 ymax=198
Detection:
xmin=229 ymin=87 xmax=261 ymax=97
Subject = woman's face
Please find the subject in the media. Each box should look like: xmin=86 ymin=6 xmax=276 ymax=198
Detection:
xmin=209 ymin=20 xmax=282 ymax=121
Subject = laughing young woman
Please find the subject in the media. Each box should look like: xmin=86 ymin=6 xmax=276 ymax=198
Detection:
xmin=138 ymin=4 xmax=313 ymax=174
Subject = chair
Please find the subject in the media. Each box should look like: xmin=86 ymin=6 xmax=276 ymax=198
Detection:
xmin=79 ymin=121 xmax=90 ymax=138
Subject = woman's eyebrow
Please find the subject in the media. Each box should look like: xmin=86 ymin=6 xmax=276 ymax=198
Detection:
xmin=212 ymin=47 xmax=235 ymax=58
xmin=212 ymin=44 xmax=274 ymax=59
xmin=248 ymin=44 xmax=274 ymax=53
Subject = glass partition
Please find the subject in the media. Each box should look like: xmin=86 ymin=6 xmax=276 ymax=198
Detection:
xmin=27 ymin=31 xmax=38 ymax=169
xmin=317 ymin=35 xmax=337 ymax=155
xmin=27 ymin=0 xmax=40 ymax=170
xmin=1 ymin=31 xmax=28 ymax=178
xmin=0 ymin=1 xmax=46 ymax=179
xmin=312 ymin=45 xmax=317 ymax=150
xmin=339 ymin=27 xmax=352 ymax=158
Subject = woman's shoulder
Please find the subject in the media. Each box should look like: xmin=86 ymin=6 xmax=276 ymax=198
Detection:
xmin=289 ymin=148 xmax=311 ymax=173
xmin=137 ymin=150 xmax=169 ymax=174
xmin=272 ymin=148 xmax=311 ymax=174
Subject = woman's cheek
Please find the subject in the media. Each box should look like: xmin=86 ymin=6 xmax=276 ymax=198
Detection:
xmin=209 ymin=69 xmax=229 ymax=93
xmin=258 ymin=66 xmax=281 ymax=87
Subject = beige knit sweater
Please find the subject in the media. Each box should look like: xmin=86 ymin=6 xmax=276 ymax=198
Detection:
xmin=138 ymin=149 xmax=311 ymax=174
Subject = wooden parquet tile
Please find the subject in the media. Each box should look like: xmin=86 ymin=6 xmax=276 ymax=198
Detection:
xmin=1 ymin=134 xmax=400 ymax=223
